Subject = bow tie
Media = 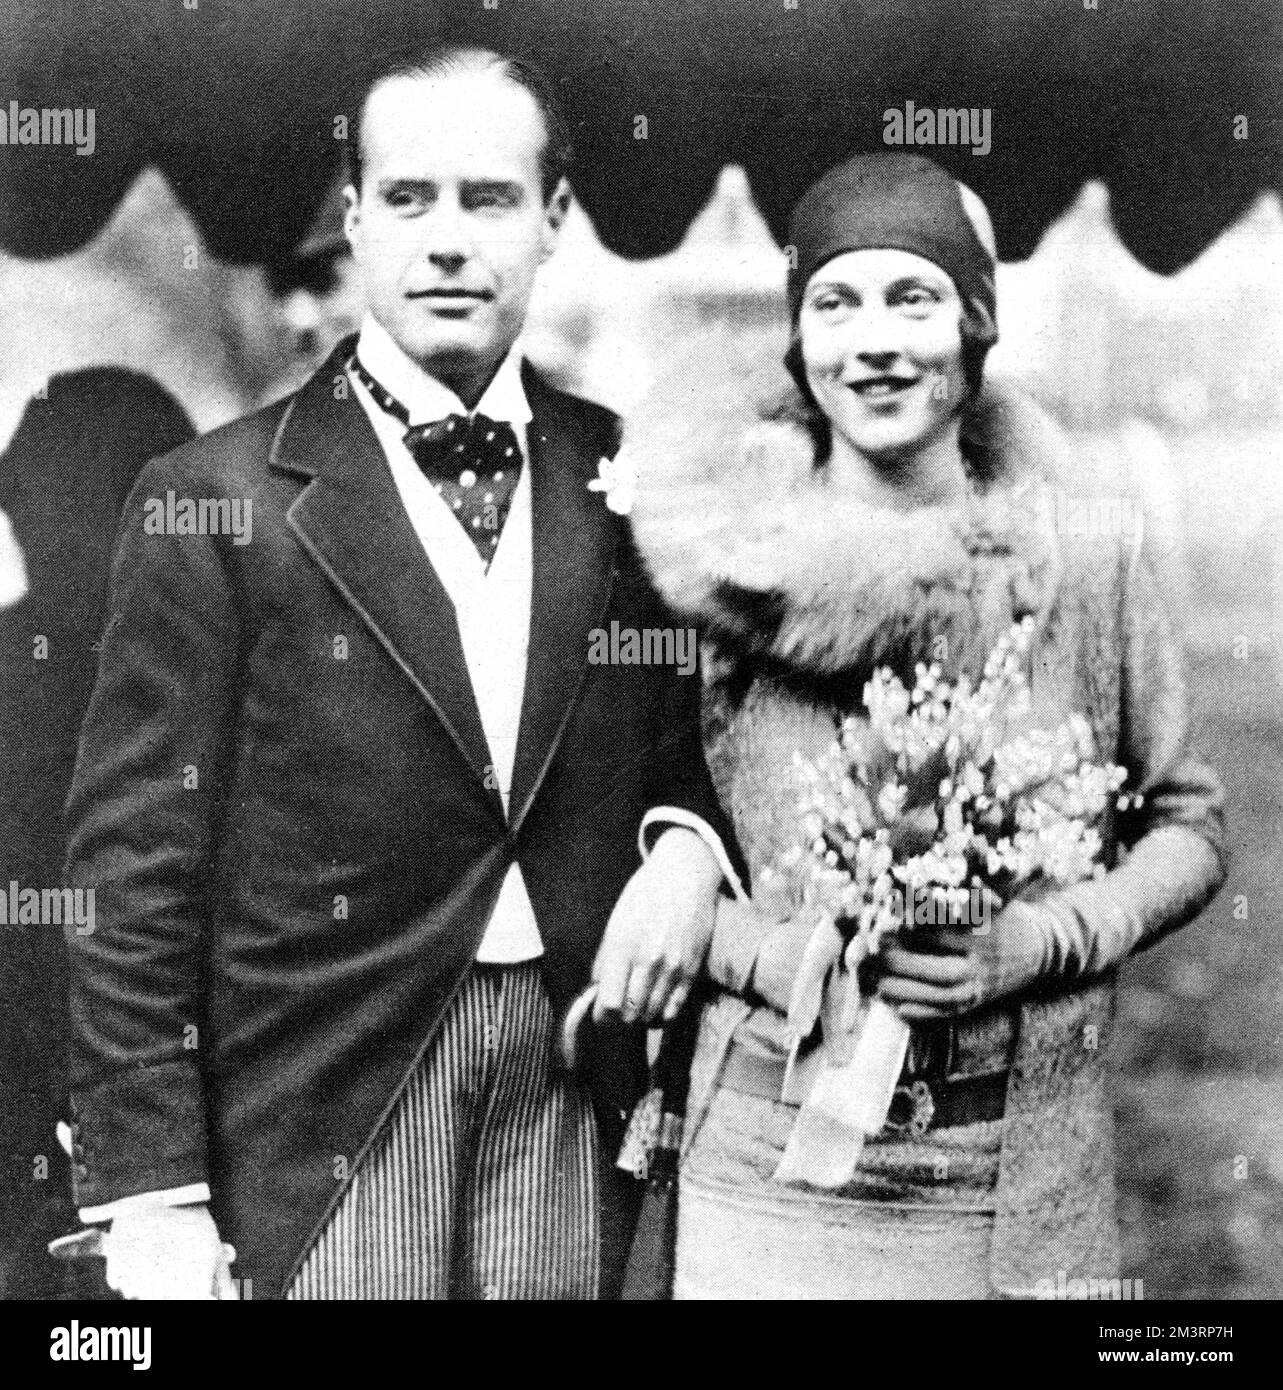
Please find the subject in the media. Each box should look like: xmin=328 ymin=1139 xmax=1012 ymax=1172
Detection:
xmin=351 ymin=355 xmax=523 ymax=567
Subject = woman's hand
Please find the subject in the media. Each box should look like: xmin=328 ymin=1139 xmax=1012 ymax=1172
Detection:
xmin=869 ymin=901 xmax=1053 ymax=1021
xmin=705 ymin=891 xmax=816 ymax=1016
xmin=750 ymin=916 xmax=821 ymax=1016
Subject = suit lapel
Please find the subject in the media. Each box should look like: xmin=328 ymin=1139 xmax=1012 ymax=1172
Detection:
xmin=508 ymin=367 xmax=619 ymax=833
xmin=271 ymin=339 xmax=503 ymax=823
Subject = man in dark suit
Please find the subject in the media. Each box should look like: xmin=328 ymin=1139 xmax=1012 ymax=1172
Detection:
xmin=64 ymin=45 xmax=736 ymax=1300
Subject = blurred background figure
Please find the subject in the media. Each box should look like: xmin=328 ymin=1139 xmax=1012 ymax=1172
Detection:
xmin=0 ymin=177 xmax=364 ymax=1298
xmin=223 ymin=176 xmax=364 ymax=409
xmin=0 ymin=166 xmax=362 ymax=448
xmin=0 ymin=369 xmax=194 ymax=1298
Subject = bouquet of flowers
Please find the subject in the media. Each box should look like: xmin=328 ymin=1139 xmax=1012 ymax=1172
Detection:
xmin=768 ymin=616 xmax=1138 ymax=1187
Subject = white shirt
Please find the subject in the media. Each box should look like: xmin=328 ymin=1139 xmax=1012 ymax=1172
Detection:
xmin=350 ymin=314 xmax=541 ymax=962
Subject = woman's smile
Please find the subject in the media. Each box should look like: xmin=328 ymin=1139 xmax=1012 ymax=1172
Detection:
xmin=844 ymin=371 xmax=922 ymax=404
xmin=800 ymin=247 xmax=968 ymax=477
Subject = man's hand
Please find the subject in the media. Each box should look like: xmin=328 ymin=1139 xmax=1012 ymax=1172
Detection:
xmin=870 ymin=901 xmax=1053 ymax=1021
xmin=592 ymin=828 xmax=723 ymax=1025
xmin=102 ymin=1203 xmax=238 ymax=1300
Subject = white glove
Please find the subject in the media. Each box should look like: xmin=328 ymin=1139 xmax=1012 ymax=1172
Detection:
xmin=102 ymin=1203 xmax=238 ymax=1300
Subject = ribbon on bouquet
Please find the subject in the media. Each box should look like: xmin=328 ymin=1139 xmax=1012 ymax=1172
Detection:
xmin=773 ymin=919 xmax=912 ymax=1189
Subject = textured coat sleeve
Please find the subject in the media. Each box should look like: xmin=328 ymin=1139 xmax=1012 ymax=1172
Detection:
xmin=63 ymin=450 xmax=242 ymax=1208
xmin=1039 ymin=541 xmax=1227 ymax=979
xmin=619 ymin=499 xmax=745 ymax=883
xmin=644 ymin=647 xmax=744 ymax=880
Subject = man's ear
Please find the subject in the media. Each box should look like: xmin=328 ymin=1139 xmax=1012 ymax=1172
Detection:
xmin=539 ymin=177 xmax=572 ymax=262
xmin=342 ymin=184 xmax=362 ymax=262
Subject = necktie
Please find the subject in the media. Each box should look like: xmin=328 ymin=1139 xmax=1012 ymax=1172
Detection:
xmin=351 ymin=355 xmax=523 ymax=567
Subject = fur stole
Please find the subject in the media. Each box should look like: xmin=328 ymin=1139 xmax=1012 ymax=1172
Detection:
xmin=626 ymin=332 xmax=1072 ymax=686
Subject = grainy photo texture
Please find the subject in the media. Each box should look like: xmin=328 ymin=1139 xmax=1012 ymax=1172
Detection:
xmin=0 ymin=0 xmax=1278 ymax=1331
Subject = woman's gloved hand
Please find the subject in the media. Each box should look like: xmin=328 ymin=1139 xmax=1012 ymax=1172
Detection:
xmin=706 ymin=894 xmax=816 ymax=1016
xmin=868 ymin=900 xmax=1056 ymax=1020
xmin=751 ymin=916 xmax=823 ymax=1016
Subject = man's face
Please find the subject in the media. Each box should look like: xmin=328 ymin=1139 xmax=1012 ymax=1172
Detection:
xmin=344 ymin=70 xmax=567 ymax=387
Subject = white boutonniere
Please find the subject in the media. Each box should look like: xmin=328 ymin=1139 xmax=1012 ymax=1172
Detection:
xmin=587 ymin=450 xmax=637 ymax=516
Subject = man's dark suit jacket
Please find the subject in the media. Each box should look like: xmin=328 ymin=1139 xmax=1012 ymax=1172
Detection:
xmin=64 ymin=339 xmax=733 ymax=1298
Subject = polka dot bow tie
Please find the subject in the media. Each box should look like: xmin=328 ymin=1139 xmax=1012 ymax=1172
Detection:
xmin=352 ymin=355 xmax=522 ymax=567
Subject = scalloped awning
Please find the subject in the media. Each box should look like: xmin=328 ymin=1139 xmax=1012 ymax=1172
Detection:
xmin=0 ymin=0 xmax=1277 ymax=274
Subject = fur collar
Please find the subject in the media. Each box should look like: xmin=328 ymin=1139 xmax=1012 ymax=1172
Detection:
xmin=626 ymin=332 xmax=1069 ymax=682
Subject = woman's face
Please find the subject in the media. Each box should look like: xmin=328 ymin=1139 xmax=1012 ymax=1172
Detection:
xmin=798 ymin=248 xmax=967 ymax=466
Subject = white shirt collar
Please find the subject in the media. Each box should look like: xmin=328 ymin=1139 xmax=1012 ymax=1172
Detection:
xmin=354 ymin=313 xmax=532 ymax=431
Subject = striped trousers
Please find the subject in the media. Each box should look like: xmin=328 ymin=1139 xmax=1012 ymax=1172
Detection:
xmin=287 ymin=962 xmax=599 ymax=1299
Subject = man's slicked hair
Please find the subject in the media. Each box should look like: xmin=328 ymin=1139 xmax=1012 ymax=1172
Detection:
xmin=347 ymin=44 xmax=573 ymax=204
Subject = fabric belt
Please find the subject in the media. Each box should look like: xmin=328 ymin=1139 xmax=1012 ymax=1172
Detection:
xmin=719 ymin=1041 xmax=1007 ymax=1136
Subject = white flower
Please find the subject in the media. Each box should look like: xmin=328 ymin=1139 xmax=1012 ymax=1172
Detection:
xmin=877 ymin=781 xmax=908 ymax=822
xmin=773 ymin=620 xmax=1130 ymax=968
xmin=587 ymin=451 xmax=637 ymax=515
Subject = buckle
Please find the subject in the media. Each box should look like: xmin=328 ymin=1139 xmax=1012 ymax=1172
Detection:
xmin=885 ymin=1078 xmax=935 ymax=1137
